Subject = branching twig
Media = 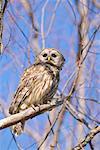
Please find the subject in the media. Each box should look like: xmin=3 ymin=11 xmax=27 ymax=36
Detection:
xmin=72 ymin=126 xmax=100 ymax=150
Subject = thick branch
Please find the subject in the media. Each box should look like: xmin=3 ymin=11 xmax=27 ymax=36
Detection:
xmin=0 ymin=100 xmax=62 ymax=130
xmin=72 ymin=126 xmax=100 ymax=150
xmin=0 ymin=97 xmax=93 ymax=132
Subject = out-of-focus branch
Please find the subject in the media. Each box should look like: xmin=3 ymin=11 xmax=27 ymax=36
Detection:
xmin=7 ymin=10 xmax=38 ymax=57
xmin=37 ymin=108 xmax=62 ymax=150
xmin=40 ymin=72 xmax=93 ymax=149
xmin=76 ymin=0 xmax=91 ymax=143
xmin=50 ymin=28 xmax=98 ymax=147
xmin=75 ymin=1 xmax=100 ymax=144
xmin=0 ymin=98 xmax=9 ymax=116
xmin=72 ymin=126 xmax=100 ymax=150
xmin=76 ymin=0 xmax=89 ymax=64
xmin=43 ymin=80 xmax=77 ymax=149
xmin=51 ymin=18 xmax=100 ymax=150
xmin=0 ymin=0 xmax=8 ymax=54
xmin=40 ymin=109 xmax=57 ymax=150
xmin=41 ymin=0 xmax=49 ymax=49
xmin=65 ymin=100 xmax=92 ymax=129
xmin=0 ymin=0 xmax=3 ymax=51
xmin=50 ymin=106 xmax=66 ymax=150
xmin=92 ymin=0 xmax=100 ymax=9
xmin=20 ymin=0 xmax=40 ymax=55
xmin=45 ymin=0 xmax=60 ymax=37
xmin=24 ymin=125 xmax=41 ymax=142
xmin=63 ymin=0 xmax=77 ymax=26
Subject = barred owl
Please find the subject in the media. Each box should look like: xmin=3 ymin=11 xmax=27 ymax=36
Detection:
xmin=9 ymin=48 xmax=65 ymax=135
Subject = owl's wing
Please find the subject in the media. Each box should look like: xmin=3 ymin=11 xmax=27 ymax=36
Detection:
xmin=9 ymin=64 xmax=55 ymax=114
xmin=9 ymin=65 xmax=36 ymax=114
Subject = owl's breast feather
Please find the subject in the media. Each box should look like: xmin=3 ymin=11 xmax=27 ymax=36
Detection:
xmin=29 ymin=64 xmax=59 ymax=105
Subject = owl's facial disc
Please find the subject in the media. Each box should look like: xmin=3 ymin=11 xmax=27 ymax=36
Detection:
xmin=35 ymin=48 xmax=65 ymax=69
xmin=42 ymin=52 xmax=57 ymax=66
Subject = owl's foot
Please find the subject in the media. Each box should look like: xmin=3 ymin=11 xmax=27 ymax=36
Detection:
xmin=31 ymin=104 xmax=36 ymax=111
xmin=20 ymin=103 xmax=28 ymax=110
xmin=36 ymin=104 xmax=41 ymax=111
xmin=31 ymin=104 xmax=41 ymax=111
xmin=47 ymin=98 xmax=57 ymax=105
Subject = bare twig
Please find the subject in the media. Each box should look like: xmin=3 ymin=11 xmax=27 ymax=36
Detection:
xmin=41 ymin=0 xmax=49 ymax=49
xmin=72 ymin=126 xmax=100 ymax=150
xmin=63 ymin=0 xmax=77 ymax=26
xmin=37 ymin=106 xmax=63 ymax=150
xmin=24 ymin=125 xmax=41 ymax=142
xmin=50 ymin=106 xmax=66 ymax=150
xmin=65 ymin=101 xmax=92 ymax=129
xmin=45 ymin=0 xmax=60 ymax=37
xmin=20 ymin=0 xmax=40 ymax=55
xmin=7 ymin=10 xmax=35 ymax=56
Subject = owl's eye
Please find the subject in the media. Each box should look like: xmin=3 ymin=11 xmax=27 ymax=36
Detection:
xmin=51 ymin=53 xmax=57 ymax=58
xmin=43 ymin=53 xmax=47 ymax=57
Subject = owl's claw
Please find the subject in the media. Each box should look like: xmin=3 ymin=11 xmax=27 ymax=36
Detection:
xmin=31 ymin=104 xmax=36 ymax=111
xmin=37 ymin=104 xmax=41 ymax=111
xmin=31 ymin=104 xmax=41 ymax=111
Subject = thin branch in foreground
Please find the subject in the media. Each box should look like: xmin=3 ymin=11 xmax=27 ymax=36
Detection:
xmin=72 ymin=126 xmax=100 ymax=150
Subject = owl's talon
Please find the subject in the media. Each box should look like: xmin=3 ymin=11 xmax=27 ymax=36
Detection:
xmin=31 ymin=104 xmax=36 ymax=111
xmin=37 ymin=104 xmax=41 ymax=111
xmin=30 ymin=105 xmax=36 ymax=119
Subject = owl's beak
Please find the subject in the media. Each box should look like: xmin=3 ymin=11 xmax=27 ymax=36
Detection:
xmin=47 ymin=56 xmax=51 ymax=61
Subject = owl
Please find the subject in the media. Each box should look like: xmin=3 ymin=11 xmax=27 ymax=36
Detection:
xmin=9 ymin=48 xmax=65 ymax=135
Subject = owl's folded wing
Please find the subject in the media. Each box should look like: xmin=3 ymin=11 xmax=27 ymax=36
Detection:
xmin=9 ymin=64 xmax=55 ymax=114
xmin=9 ymin=65 xmax=35 ymax=114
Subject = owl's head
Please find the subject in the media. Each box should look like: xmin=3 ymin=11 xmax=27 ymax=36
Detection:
xmin=35 ymin=48 xmax=65 ymax=70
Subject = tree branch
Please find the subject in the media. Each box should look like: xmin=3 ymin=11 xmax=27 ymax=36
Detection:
xmin=0 ymin=100 xmax=62 ymax=130
xmin=72 ymin=126 xmax=100 ymax=150
xmin=0 ymin=96 xmax=92 ymax=131
xmin=0 ymin=0 xmax=8 ymax=53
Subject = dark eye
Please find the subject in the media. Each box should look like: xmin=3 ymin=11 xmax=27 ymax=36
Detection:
xmin=51 ymin=53 xmax=57 ymax=58
xmin=43 ymin=53 xmax=47 ymax=57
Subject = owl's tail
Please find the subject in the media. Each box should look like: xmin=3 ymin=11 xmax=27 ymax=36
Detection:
xmin=11 ymin=121 xmax=25 ymax=136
